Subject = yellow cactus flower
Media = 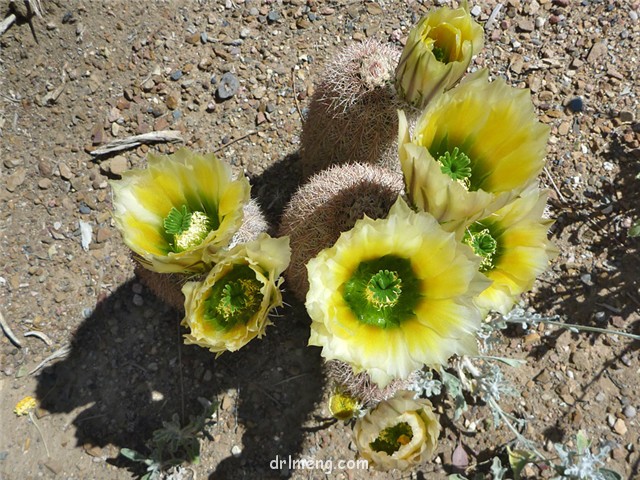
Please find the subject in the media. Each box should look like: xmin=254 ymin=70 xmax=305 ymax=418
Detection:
xmin=396 ymin=3 xmax=484 ymax=108
xmin=399 ymin=69 xmax=550 ymax=231
xmin=328 ymin=390 xmax=362 ymax=421
xmin=354 ymin=391 xmax=440 ymax=471
xmin=111 ymin=148 xmax=250 ymax=274
xmin=14 ymin=396 xmax=37 ymax=416
xmin=181 ymin=234 xmax=290 ymax=355
xmin=306 ymin=198 xmax=490 ymax=388
xmin=462 ymin=188 xmax=558 ymax=314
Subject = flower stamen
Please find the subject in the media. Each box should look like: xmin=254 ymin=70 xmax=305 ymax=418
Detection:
xmin=437 ymin=147 xmax=472 ymax=188
xmin=204 ymin=265 xmax=263 ymax=331
xmin=342 ymin=255 xmax=420 ymax=329
xmin=164 ymin=205 xmax=212 ymax=252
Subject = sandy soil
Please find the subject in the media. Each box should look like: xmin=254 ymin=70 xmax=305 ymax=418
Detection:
xmin=0 ymin=1 xmax=638 ymax=479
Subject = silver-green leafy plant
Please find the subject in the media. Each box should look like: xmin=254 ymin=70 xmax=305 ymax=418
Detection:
xmin=120 ymin=398 xmax=217 ymax=480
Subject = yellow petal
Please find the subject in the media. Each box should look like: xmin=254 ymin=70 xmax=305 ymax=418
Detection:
xmin=111 ymin=148 xmax=251 ymax=273
xmin=396 ymin=5 xmax=484 ymax=108
xmin=306 ymin=198 xmax=486 ymax=387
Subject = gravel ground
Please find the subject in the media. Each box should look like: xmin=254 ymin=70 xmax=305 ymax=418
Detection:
xmin=0 ymin=0 xmax=639 ymax=479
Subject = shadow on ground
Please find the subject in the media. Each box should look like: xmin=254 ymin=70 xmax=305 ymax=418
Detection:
xmin=34 ymin=152 xmax=326 ymax=479
xmin=531 ymin=134 xmax=640 ymax=331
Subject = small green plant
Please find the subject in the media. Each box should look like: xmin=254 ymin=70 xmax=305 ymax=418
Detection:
xmin=436 ymin=314 xmax=626 ymax=480
xmin=120 ymin=398 xmax=217 ymax=480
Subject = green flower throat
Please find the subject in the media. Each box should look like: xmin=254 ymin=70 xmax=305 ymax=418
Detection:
xmin=370 ymin=422 xmax=414 ymax=455
xmin=342 ymin=255 xmax=420 ymax=329
xmin=163 ymin=205 xmax=219 ymax=252
xmin=204 ymin=265 xmax=263 ymax=331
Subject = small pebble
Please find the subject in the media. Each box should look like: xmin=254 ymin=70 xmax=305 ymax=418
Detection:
xmin=567 ymin=97 xmax=584 ymax=113
xmin=613 ymin=418 xmax=628 ymax=436
xmin=170 ymin=70 xmax=183 ymax=81
xmin=267 ymin=11 xmax=280 ymax=23
xmin=216 ymin=72 xmax=240 ymax=100
xmin=231 ymin=445 xmax=242 ymax=456
xmin=470 ymin=5 xmax=481 ymax=17
xmin=580 ymin=273 xmax=593 ymax=286
xmin=623 ymin=405 xmax=637 ymax=419
xmin=133 ymin=294 xmax=144 ymax=306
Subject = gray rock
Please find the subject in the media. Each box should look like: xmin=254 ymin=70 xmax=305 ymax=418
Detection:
xmin=216 ymin=72 xmax=240 ymax=100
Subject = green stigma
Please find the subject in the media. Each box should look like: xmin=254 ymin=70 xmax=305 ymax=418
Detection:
xmin=204 ymin=265 xmax=263 ymax=331
xmin=365 ymin=270 xmax=402 ymax=308
xmin=342 ymin=255 xmax=420 ymax=329
xmin=438 ymin=147 xmax=472 ymax=188
xmin=370 ymin=422 xmax=414 ymax=455
xmin=432 ymin=45 xmax=447 ymax=63
xmin=164 ymin=205 xmax=212 ymax=252
xmin=464 ymin=226 xmax=499 ymax=272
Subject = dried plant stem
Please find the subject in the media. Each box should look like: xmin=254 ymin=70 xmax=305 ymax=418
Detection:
xmin=29 ymin=411 xmax=51 ymax=458
xmin=89 ymin=130 xmax=184 ymax=156
xmin=0 ymin=14 xmax=16 ymax=36
xmin=0 ymin=309 xmax=22 ymax=348
xmin=487 ymin=397 xmax=546 ymax=461
xmin=24 ymin=330 xmax=53 ymax=345
xmin=29 ymin=343 xmax=71 ymax=375
xmin=503 ymin=317 xmax=640 ymax=341
xmin=212 ymin=129 xmax=259 ymax=153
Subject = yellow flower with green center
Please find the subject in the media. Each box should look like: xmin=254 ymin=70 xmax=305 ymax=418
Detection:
xmin=395 ymin=3 xmax=484 ymax=108
xmin=181 ymin=234 xmax=290 ymax=355
xmin=306 ymin=198 xmax=490 ymax=387
xmin=111 ymin=148 xmax=250 ymax=273
xmin=399 ymin=69 xmax=550 ymax=232
xmin=354 ymin=391 xmax=441 ymax=471
xmin=462 ymin=188 xmax=558 ymax=314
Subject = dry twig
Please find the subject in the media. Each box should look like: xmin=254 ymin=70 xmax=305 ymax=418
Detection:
xmin=291 ymin=68 xmax=304 ymax=121
xmin=543 ymin=166 xmax=567 ymax=203
xmin=89 ymin=130 xmax=184 ymax=157
xmin=24 ymin=330 xmax=53 ymax=346
xmin=29 ymin=343 xmax=71 ymax=375
xmin=0 ymin=14 xmax=16 ymax=36
xmin=0 ymin=309 xmax=22 ymax=348
xmin=212 ymin=130 xmax=259 ymax=153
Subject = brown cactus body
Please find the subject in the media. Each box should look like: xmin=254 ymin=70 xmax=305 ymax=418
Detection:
xmin=278 ymin=163 xmax=404 ymax=302
xmin=300 ymin=39 xmax=408 ymax=179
